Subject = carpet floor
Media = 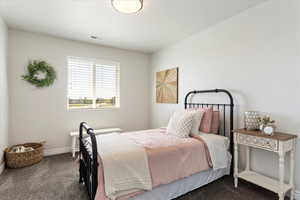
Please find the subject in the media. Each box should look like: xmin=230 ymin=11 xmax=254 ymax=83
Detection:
xmin=0 ymin=154 xmax=285 ymax=200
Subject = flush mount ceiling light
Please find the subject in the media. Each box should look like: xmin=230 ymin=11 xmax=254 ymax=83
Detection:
xmin=111 ymin=0 xmax=143 ymax=14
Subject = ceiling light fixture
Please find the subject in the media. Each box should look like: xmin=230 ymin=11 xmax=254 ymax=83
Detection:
xmin=111 ymin=0 xmax=143 ymax=14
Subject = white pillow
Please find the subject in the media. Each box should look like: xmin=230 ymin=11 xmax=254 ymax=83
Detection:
xmin=187 ymin=109 xmax=204 ymax=135
xmin=167 ymin=111 xmax=194 ymax=138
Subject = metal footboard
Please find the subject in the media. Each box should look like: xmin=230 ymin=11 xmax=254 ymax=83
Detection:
xmin=79 ymin=122 xmax=98 ymax=200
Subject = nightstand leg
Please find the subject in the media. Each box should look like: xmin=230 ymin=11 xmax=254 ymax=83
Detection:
xmin=72 ymin=136 xmax=76 ymax=158
xmin=246 ymin=146 xmax=250 ymax=171
xmin=234 ymin=141 xmax=238 ymax=188
xmin=290 ymin=141 xmax=295 ymax=200
xmin=278 ymin=151 xmax=285 ymax=200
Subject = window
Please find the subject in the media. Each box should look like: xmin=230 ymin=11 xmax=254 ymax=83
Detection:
xmin=67 ymin=57 xmax=120 ymax=109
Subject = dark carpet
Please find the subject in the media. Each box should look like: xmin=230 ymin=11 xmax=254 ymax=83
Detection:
xmin=0 ymin=154 xmax=282 ymax=200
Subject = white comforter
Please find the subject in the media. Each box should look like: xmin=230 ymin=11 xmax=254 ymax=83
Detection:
xmin=96 ymin=133 xmax=152 ymax=200
xmin=199 ymin=132 xmax=230 ymax=170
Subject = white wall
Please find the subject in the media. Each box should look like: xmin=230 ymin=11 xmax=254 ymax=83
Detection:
xmin=0 ymin=16 xmax=8 ymax=174
xmin=8 ymin=29 xmax=150 ymax=155
xmin=150 ymin=0 xmax=300 ymax=192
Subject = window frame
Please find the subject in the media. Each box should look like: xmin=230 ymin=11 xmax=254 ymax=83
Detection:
xmin=67 ymin=56 xmax=121 ymax=111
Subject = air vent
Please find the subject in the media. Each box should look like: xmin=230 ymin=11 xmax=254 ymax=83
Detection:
xmin=90 ymin=36 xmax=98 ymax=39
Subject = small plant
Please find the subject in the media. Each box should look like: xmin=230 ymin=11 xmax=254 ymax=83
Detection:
xmin=258 ymin=115 xmax=275 ymax=126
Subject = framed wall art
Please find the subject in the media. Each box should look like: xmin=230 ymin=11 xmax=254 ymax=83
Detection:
xmin=156 ymin=67 xmax=178 ymax=104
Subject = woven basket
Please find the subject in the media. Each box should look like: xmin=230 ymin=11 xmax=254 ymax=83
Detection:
xmin=5 ymin=143 xmax=44 ymax=168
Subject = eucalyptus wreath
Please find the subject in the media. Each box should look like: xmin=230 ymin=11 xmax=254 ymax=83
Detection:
xmin=22 ymin=60 xmax=56 ymax=88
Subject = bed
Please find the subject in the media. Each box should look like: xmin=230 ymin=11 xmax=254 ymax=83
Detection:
xmin=78 ymin=89 xmax=234 ymax=200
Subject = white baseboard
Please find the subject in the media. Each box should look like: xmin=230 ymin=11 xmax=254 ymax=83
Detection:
xmin=294 ymin=190 xmax=300 ymax=200
xmin=0 ymin=162 xmax=4 ymax=175
xmin=44 ymin=147 xmax=71 ymax=156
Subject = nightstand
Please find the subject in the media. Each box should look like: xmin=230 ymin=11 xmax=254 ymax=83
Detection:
xmin=233 ymin=129 xmax=297 ymax=200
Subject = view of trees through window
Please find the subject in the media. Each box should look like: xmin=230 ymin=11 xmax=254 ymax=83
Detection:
xmin=68 ymin=97 xmax=117 ymax=108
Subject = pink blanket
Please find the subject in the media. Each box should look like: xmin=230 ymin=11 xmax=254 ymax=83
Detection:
xmin=94 ymin=129 xmax=212 ymax=200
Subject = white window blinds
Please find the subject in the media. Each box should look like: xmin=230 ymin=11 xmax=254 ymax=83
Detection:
xmin=68 ymin=57 xmax=120 ymax=109
xmin=68 ymin=58 xmax=94 ymax=99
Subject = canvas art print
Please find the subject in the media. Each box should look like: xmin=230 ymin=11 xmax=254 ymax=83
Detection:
xmin=156 ymin=68 xmax=178 ymax=104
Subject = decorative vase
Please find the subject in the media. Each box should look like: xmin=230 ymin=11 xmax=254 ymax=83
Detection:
xmin=244 ymin=111 xmax=260 ymax=130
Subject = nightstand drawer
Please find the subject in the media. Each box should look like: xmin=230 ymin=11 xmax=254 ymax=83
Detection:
xmin=237 ymin=133 xmax=278 ymax=151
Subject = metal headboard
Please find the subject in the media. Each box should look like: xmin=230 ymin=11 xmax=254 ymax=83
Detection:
xmin=184 ymin=89 xmax=234 ymax=172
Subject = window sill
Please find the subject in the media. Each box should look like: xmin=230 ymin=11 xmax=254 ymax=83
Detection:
xmin=67 ymin=107 xmax=120 ymax=112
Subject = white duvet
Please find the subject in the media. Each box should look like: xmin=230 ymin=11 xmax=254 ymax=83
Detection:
xmin=199 ymin=132 xmax=230 ymax=170
xmin=86 ymin=130 xmax=230 ymax=200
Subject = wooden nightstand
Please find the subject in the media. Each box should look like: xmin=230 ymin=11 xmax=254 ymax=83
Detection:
xmin=233 ymin=129 xmax=297 ymax=200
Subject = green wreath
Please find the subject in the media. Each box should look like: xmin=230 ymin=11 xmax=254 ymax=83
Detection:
xmin=22 ymin=60 xmax=56 ymax=88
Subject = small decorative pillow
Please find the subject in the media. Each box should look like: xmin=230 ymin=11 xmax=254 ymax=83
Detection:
xmin=199 ymin=107 xmax=213 ymax=133
xmin=210 ymin=111 xmax=220 ymax=134
xmin=186 ymin=109 xmax=204 ymax=135
xmin=167 ymin=111 xmax=194 ymax=138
